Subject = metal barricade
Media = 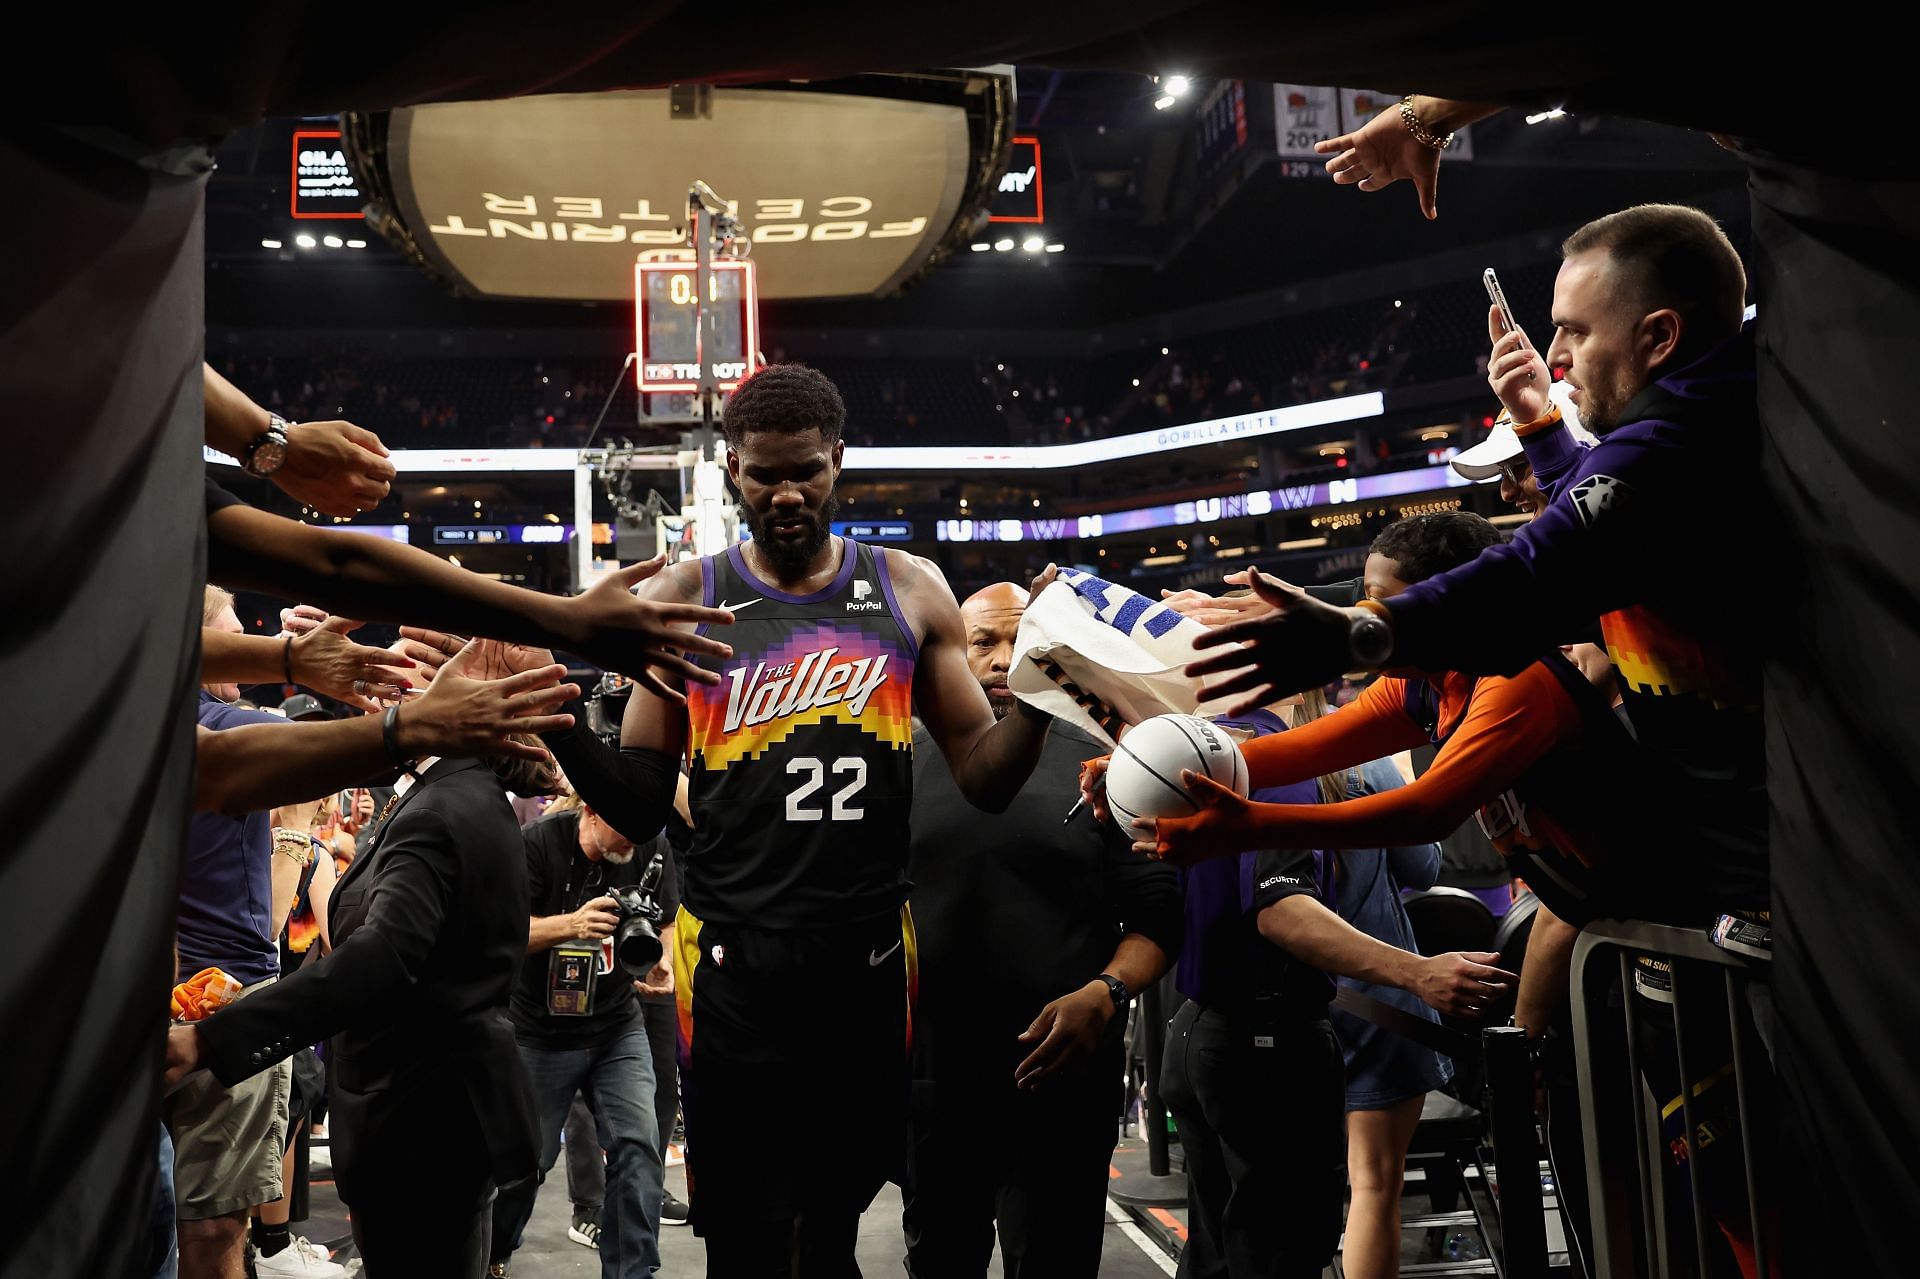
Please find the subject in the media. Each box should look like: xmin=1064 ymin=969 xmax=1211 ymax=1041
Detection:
xmin=1568 ymin=920 xmax=1772 ymax=1279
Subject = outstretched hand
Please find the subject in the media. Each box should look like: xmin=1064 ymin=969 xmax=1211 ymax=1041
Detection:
xmin=1313 ymin=100 xmax=1443 ymax=220
xmin=1127 ymin=771 xmax=1259 ymax=867
xmin=554 ymin=555 xmax=736 ymax=704
xmin=289 ymin=615 xmax=418 ymax=711
xmin=1184 ymin=567 xmax=1359 ymax=713
xmin=395 ymin=639 xmax=579 ymax=762
xmin=276 ymin=420 xmax=396 ymax=516
xmin=1161 ymin=570 xmax=1278 ymax=629
xmin=397 ymin=627 xmax=554 ymax=685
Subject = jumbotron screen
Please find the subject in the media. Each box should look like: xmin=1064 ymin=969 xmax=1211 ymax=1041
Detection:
xmin=355 ymin=79 xmax=1004 ymax=302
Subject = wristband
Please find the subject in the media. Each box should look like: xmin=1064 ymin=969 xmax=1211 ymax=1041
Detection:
xmin=382 ymin=704 xmax=410 ymax=768
xmin=283 ymin=635 xmax=295 ymax=686
xmin=1512 ymin=403 xmax=1563 ymax=436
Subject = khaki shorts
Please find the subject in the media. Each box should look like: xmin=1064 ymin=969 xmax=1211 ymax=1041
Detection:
xmin=165 ymin=977 xmax=293 ymax=1219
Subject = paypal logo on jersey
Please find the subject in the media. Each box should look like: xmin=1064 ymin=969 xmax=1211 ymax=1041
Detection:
xmin=847 ymin=579 xmax=883 ymax=612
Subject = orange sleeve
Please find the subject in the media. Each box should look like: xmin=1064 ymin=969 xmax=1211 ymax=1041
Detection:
xmin=1239 ymin=677 xmax=1430 ymax=790
xmin=1164 ymin=664 xmax=1581 ymax=856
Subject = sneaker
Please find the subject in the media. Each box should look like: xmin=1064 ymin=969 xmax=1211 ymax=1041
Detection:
xmin=487 ymin=1264 xmax=511 ymax=1279
xmin=253 ymin=1236 xmax=347 ymax=1278
xmin=567 ymin=1214 xmax=602 ymax=1249
xmin=661 ymin=1192 xmax=691 ymax=1226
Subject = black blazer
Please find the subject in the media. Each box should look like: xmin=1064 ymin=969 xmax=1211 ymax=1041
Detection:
xmin=200 ymin=758 xmax=539 ymax=1190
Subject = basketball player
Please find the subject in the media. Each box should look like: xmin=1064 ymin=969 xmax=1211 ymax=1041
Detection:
xmin=480 ymin=364 xmax=1057 ymax=1276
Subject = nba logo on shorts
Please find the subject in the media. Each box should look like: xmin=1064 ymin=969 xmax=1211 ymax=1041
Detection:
xmin=848 ymin=579 xmax=882 ymax=611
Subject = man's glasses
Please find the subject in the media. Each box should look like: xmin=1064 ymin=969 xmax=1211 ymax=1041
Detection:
xmin=1497 ymin=456 xmax=1533 ymax=486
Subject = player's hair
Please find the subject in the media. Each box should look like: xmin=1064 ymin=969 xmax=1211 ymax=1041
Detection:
xmin=202 ymin=584 xmax=235 ymax=625
xmin=1370 ymin=513 xmax=1508 ymax=584
xmin=1563 ymin=204 xmax=1747 ymax=354
xmin=721 ymin=363 xmax=846 ymax=449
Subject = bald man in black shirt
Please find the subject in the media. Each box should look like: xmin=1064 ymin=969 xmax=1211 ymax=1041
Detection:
xmin=903 ymin=582 xmax=1182 ymax=1279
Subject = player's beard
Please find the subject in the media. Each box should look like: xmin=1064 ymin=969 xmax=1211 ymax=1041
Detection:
xmin=742 ymin=492 xmax=839 ymax=578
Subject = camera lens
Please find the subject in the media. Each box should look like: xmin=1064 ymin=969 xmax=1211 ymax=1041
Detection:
xmin=614 ymin=915 xmax=663 ymax=975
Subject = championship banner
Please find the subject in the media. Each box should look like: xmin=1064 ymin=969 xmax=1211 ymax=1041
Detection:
xmin=1274 ymin=84 xmax=1341 ymax=159
xmin=1011 ymin=569 xmax=1237 ymax=747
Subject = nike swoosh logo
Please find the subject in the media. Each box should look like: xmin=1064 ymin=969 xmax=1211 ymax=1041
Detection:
xmin=868 ymin=939 xmax=903 ymax=967
xmin=718 ymin=598 xmax=762 ymax=611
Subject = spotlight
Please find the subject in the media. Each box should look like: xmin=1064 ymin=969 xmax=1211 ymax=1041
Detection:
xmin=322 ymin=235 xmax=343 ymax=248
xmin=1164 ymin=75 xmax=1192 ymax=96
xmin=1161 ymin=347 xmax=1169 ymax=355
xmin=970 ymin=242 xmax=991 ymax=252
xmin=1525 ymin=107 xmax=1569 ymax=125
xmin=346 ymin=239 xmax=367 ymax=249
xmin=1021 ymin=236 xmax=1044 ymax=252
xmin=1153 ymin=94 xmax=1177 ymax=111
xmin=993 ymin=238 xmax=1014 ymax=252
xmin=261 ymin=239 xmax=283 ymax=249
xmin=295 ymin=234 xmax=317 ymax=248
xmin=1131 ymin=378 xmax=1141 ymax=387
xmin=1044 ymin=243 xmax=1065 ymax=253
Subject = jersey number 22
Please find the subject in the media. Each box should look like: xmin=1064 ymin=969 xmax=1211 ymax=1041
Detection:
xmin=785 ymin=757 xmax=868 ymax=821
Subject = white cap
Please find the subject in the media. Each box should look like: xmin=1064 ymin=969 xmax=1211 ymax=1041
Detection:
xmin=1450 ymin=382 xmax=1591 ymax=482
xmin=1451 ymin=416 xmax=1522 ymax=481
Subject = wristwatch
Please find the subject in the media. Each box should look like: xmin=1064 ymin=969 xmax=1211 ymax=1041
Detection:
xmin=1096 ymin=974 xmax=1129 ymax=1013
xmin=1348 ymin=601 xmax=1394 ymax=668
xmin=242 ymin=414 xmax=292 ymax=477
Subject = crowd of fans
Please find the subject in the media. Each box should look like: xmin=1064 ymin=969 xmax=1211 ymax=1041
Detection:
xmin=152 ymin=200 xmax=1781 ymax=1279
xmin=209 ymin=259 xmax=1550 ymax=456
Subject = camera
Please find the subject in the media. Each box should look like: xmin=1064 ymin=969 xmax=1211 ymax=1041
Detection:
xmin=607 ymin=860 xmax=665 ymax=976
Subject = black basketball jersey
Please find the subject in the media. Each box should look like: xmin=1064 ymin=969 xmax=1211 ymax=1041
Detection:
xmin=683 ymin=539 xmax=918 ymax=928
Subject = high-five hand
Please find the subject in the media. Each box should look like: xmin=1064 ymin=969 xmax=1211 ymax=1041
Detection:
xmin=552 ymin=555 xmax=736 ymax=703
xmin=394 ymin=639 xmax=579 ymax=762
xmin=289 ymin=615 xmax=418 ymax=711
xmin=1185 ymin=568 xmax=1364 ymax=712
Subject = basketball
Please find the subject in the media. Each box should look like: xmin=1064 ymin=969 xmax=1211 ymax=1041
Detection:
xmin=1105 ymin=713 xmax=1249 ymax=829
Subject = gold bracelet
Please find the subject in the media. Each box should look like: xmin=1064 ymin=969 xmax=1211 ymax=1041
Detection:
xmin=1398 ymin=96 xmax=1454 ymax=151
xmin=272 ymin=830 xmax=315 ymax=867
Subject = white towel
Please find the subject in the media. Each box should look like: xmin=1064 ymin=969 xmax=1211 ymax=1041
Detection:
xmin=1011 ymin=568 xmax=1238 ymax=747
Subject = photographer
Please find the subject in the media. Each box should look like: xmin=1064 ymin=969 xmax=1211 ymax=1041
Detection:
xmin=487 ymin=797 xmax=677 ymax=1279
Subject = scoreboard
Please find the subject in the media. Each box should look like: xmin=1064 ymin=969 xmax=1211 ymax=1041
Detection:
xmin=634 ymin=259 xmax=760 ymax=394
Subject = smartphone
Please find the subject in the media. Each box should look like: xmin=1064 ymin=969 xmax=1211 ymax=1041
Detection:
xmin=1483 ymin=268 xmax=1518 ymax=335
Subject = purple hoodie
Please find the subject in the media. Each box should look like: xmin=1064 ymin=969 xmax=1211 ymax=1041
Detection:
xmin=1387 ymin=329 xmax=1765 ymax=908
